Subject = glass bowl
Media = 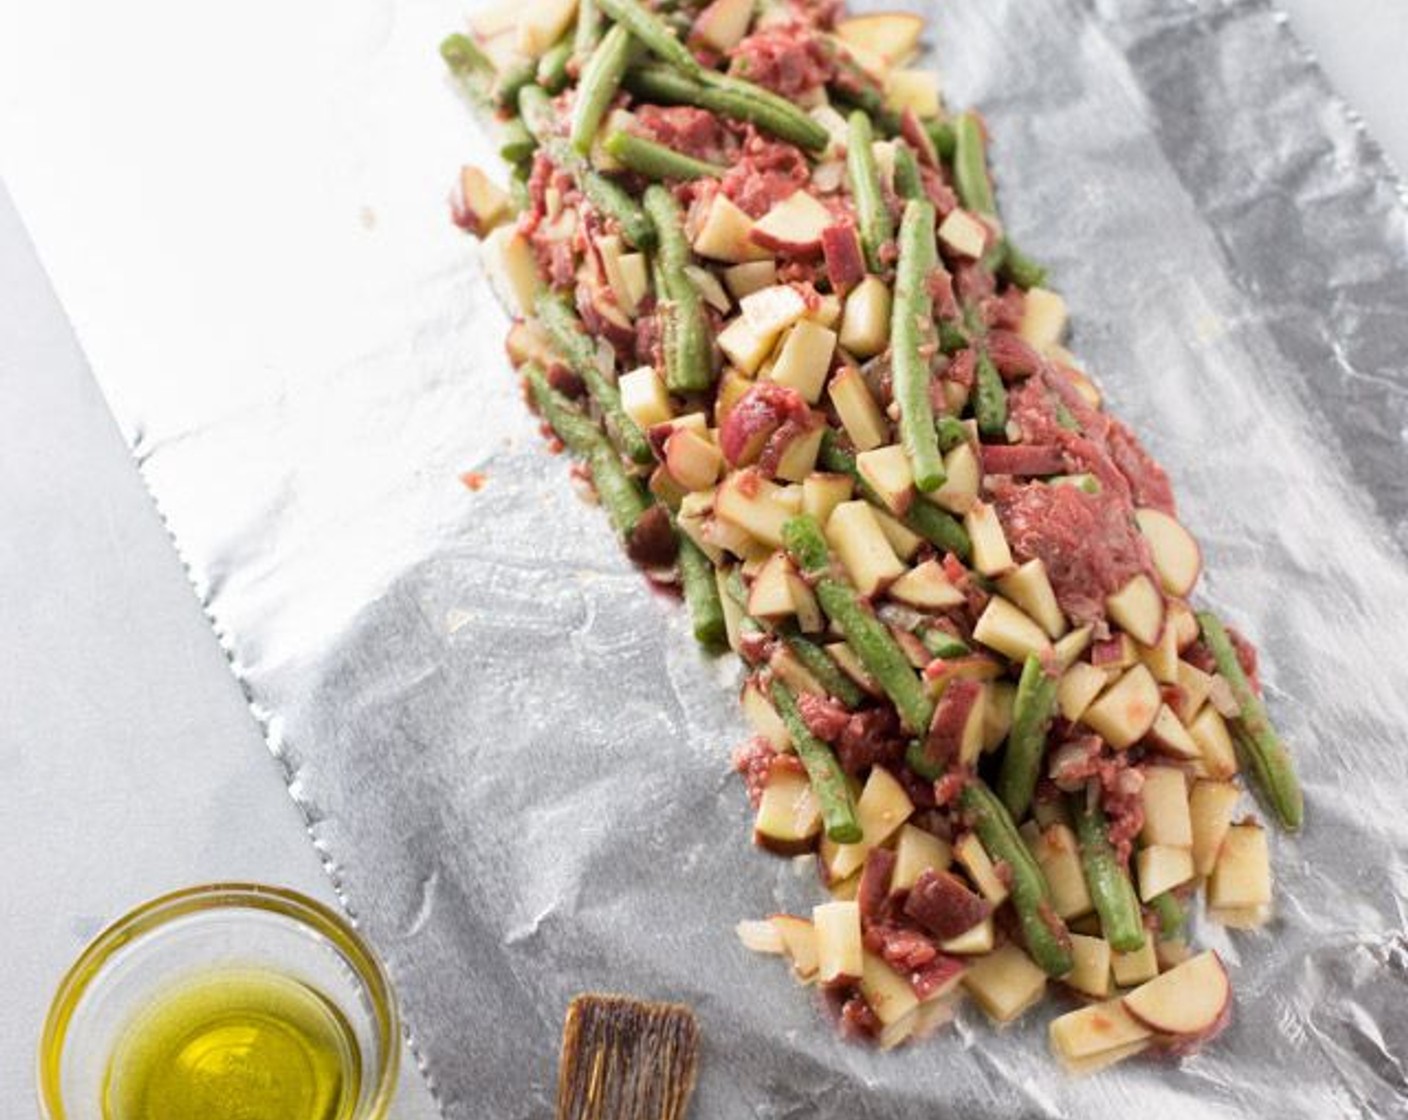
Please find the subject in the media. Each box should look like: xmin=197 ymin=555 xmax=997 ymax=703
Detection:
xmin=39 ymin=882 xmax=399 ymax=1120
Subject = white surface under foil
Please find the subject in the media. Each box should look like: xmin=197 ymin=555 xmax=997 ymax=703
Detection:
xmin=2 ymin=0 xmax=1408 ymax=1116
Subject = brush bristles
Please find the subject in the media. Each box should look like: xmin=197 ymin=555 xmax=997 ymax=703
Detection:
xmin=556 ymin=994 xmax=700 ymax=1120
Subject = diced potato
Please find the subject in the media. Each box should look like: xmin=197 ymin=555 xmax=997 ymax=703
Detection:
xmin=1174 ymin=659 xmax=1215 ymax=723
xmin=1019 ymin=286 xmax=1068 ymax=352
xmin=825 ymin=500 xmax=905 ymax=595
xmin=802 ymin=473 xmax=853 ymax=525
xmin=838 ymin=275 xmax=892 ymax=359
xmin=1054 ymin=624 xmax=1093 ymax=669
xmin=860 ymin=952 xmax=920 ymax=1027
xmin=713 ymin=367 xmax=753 ymax=430
xmin=741 ymin=284 xmax=809 ymax=338
xmin=1110 ymin=939 xmax=1159 ymax=988
xmin=754 ymin=767 xmax=822 ymax=852
xmin=774 ymin=426 xmax=825 ymax=484
xmin=997 ymin=559 xmax=1067 ymax=639
xmin=618 ymin=253 xmax=650 ymax=311
xmin=619 ymin=366 xmax=674 ymax=430
xmin=1106 ymin=573 xmax=1166 ymax=649
xmin=828 ymin=365 xmax=889 ymax=451
xmin=1058 ymin=661 xmax=1108 ymax=724
xmin=953 ymin=832 xmax=1009 ymax=905
xmin=1081 ymin=664 xmax=1161 ymax=749
xmin=1049 ymin=999 xmax=1152 ymax=1070
xmin=770 ymin=645 xmax=827 ymax=697
xmin=1188 ymin=706 xmax=1239 ymax=780
xmin=664 ymin=427 xmax=723 ymax=492
xmin=973 ymin=596 xmax=1053 ymax=663
xmin=741 ymin=680 xmax=791 ymax=751
xmin=884 ymin=68 xmax=941 ymax=117
xmin=963 ymin=944 xmax=1047 ymax=1024
xmin=1139 ymin=767 xmax=1193 ymax=848
xmin=1209 ymin=904 xmax=1272 ymax=930
xmin=924 ymin=441 xmax=980 ymax=514
xmin=715 ymin=471 xmax=792 ymax=548
xmin=937 ymin=208 xmax=988 ymax=259
xmin=484 ymin=226 xmax=540 ymax=316
xmin=939 ymin=916 xmax=995 ymax=955
xmin=983 ymin=680 xmax=1017 ymax=751
xmin=1189 ymin=780 xmax=1240 ymax=877
xmin=892 ymin=823 xmax=953 ymax=890
xmin=825 ymin=766 xmax=915 ymax=880
xmin=825 ymin=641 xmax=882 ymax=696
xmin=1166 ymin=598 xmax=1200 ymax=651
xmin=856 ymin=445 xmax=915 ymax=515
xmin=517 ymin=0 xmax=577 ymax=56
xmin=808 ymin=292 xmax=843 ymax=330
xmin=715 ymin=566 xmax=744 ymax=651
xmin=1145 ymin=705 xmax=1199 ymax=761
xmin=458 ymin=166 xmax=511 ymax=236
xmin=1135 ymin=845 xmax=1195 ymax=902
xmin=771 ymin=915 xmax=819 ymax=981
xmin=834 ymin=11 xmax=923 ymax=63
xmin=692 ymin=193 xmax=771 ymax=263
xmin=691 ymin=0 xmax=754 ymax=53
xmin=1138 ymin=624 xmax=1180 ymax=684
xmin=888 ymin=559 xmax=966 ymax=609
xmin=964 ymin=501 xmax=1015 ymax=577
xmin=723 ymin=260 xmax=778 ymax=301
xmin=767 ymin=320 xmax=837 ymax=404
xmin=1032 ymin=824 xmax=1094 ymax=920
xmin=718 ymin=315 xmax=780 ymax=375
xmin=736 ymin=918 xmax=786 ymax=954
xmin=1208 ymin=823 xmax=1271 ymax=909
xmin=827 ymin=871 xmax=860 ymax=901
xmin=813 ymin=901 xmax=863 ymax=983
xmin=788 ymin=573 xmax=824 ymax=633
xmin=873 ymin=509 xmax=923 ymax=560
xmin=1065 ymin=934 xmax=1114 ymax=999
xmin=684 ymin=264 xmax=731 ymax=313
xmin=748 ymin=551 xmax=797 ymax=620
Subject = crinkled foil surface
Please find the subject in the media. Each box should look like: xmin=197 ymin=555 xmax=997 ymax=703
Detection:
xmin=5 ymin=0 xmax=1408 ymax=1115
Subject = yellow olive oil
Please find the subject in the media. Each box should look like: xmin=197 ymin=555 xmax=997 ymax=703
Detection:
xmin=101 ymin=968 xmax=362 ymax=1120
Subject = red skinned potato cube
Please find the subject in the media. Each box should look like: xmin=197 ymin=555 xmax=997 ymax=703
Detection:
xmin=822 ymin=223 xmax=867 ymax=296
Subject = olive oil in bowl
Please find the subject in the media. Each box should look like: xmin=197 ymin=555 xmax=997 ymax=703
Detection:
xmin=102 ymin=968 xmax=362 ymax=1120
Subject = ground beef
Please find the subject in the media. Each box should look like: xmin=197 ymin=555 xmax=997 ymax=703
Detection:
xmin=835 ymin=708 xmax=905 ymax=776
xmin=731 ymin=735 xmax=777 ymax=808
xmin=864 ymin=922 xmax=940 ymax=973
xmin=797 ymin=692 xmax=849 ymax=741
xmin=728 ymin=20 xmax=834 ymax=99
xmin=632 ymin=105 xmax=733 ymax=165
xmin=719 ymin=128 xmax=812 ymax=217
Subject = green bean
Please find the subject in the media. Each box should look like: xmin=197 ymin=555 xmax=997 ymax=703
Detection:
xmin=1197 ymin=611 xmax=1302 ymax=831
xmin=571 ymin=23 xmax=632 ymax=152
xmin=998 ymin=239 xmax=1047 ymax=290
xmin=534 ymin=289 xmax=654 ymax=465
xmin=935 ymin=415 xmax=969 ymax=452
xmin=973 ymin=350 xmax=1007 ymax=438
xmin=603 ymin=131 xmax=726 ymax=180
xmin=573 ymin=0 xmax=603 ymax=68
xmin=538 ymin=36 xmax=575 ymax=94
xmin=519 ymin=85 xmax=658 ymax=250
xmin=782 ymin=515 xmax=934 ymax=735
xmin=1070 ymin=793 xmax=1146 ymax=953
xmin=597 ymin=0 xmax=701 ymax=74
xmin=677 ymin=528 xmax=726 ymax=649
xmin=770 ymin=680 xmax=862 ymax=843
xmin=953 ymin=111 xmax=996 ymax=217
xmin=961 ymin=781 xmax=1074 ymax=976
xmin=891 ymin=199 xmax=945 ymax=492
xmin=846 ymin=111 xmax=893 ymax=272
xmin=624 ymin=65 xmax=829 ymax=152
xmin=921 ymin=630 xmax=969 ymax=660
xmin=495 ymin=55 xmax=540 ymax=112
xmin=996 ymin=654 xmax=1059 ymax=820
xmin=893 ymin=142 xmax=924 ymax=202
xmin=927 ymin=119 xmax=956 ymax=162
xmin=1149 ymin=891 xmax=1185 ymax=942
xmin=440 ymin=33 xmax=495 ymax=104
xmin=499 ymin=117 xmax=537 ymax=167
xmin=783 ymin=633 xmax=864 ymax=709
xmin=524 ymin=363 xmax=647 ymax=541
xmin=828 ymin=81 xmax=901 ymax=137
xmin=816 ymin=431 xmax=972 ymax=560
xmin=642 ymin=185 xmax=713 ymax=392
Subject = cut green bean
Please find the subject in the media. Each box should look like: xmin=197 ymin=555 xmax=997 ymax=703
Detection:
xmin=500 ymin=117 xmax=537 ymax=167
xmin=603 ymin=131 xmax=726 ymax=180
xmin=571 ymin=23 xmax=632 ymax=152
xmin=1197 ymin=611 xmax=1303 ymax=831
xmin=961 ymin=781 xmax=1074 ymax=976
xmin=973 ymin=350 xmax=1008 ymax=438
xmin=573 ymin=0 xmax=603 ymax=67
xmin=1070 ymin=793 xmax=1146 ymax=953
xmin=770 ymin=680 xmax=862 ymax=843
xmin=440 ymin=33 xmax=495 ymax=104
xmin=625 ymin=65 xmax=828 ymax=151
xmin=534 ymin=289 xmax=654 ymax=464
xmin=598 ymin=0 xmax=701 ymax=74
xmin=996 ymin=654 xmax=1059 ymax=820
xmin=953 ymin=111 xmax=996 ymax=217
xmin=643 ymin=185 xmax=714 ymax=392
xmin=891 ymin=199 xmax=944 ymax=492
xmin=998 ymin=239 xmax=1047 ymax=290
xmin=495 ymin=55 xmax=540 ymax=111
xmin=1149 ymin=891 xmax=1185 ymax=942
xmin=935 ymin=415 xmax=969 ymax=452
xmin=846 ymin=111 xmax=893 ymax=272
xmin=784 ymin=633 xmax=865 ymax=709
xmin=519 ymin=85 xmax=658 ymax=250
xmin=927 ymin=118 xmax=956 ymax=162
xmin=538 ymin=36 xmax=575 ymax=94
xmin=782 ymin=514 xmax=934 ymax=735
xmin=524 ymin=363 xmax=647 ymax=540
xmin=893 ymin=142 xmax=924 ymax=201
xmin=677 ymin=528 xmax=727 ymax=649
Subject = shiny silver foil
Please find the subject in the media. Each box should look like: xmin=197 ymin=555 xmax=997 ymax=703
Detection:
xmin=11 ymin=0 xmax=1408 ymax=1114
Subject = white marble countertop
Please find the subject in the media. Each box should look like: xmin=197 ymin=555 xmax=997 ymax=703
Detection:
xmin=0 ymin=2 xmax=1402 ymax=1116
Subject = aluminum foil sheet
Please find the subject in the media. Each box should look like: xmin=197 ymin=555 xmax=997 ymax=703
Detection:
xmin=4 ymin=0 xmax=1408 ymax=1115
